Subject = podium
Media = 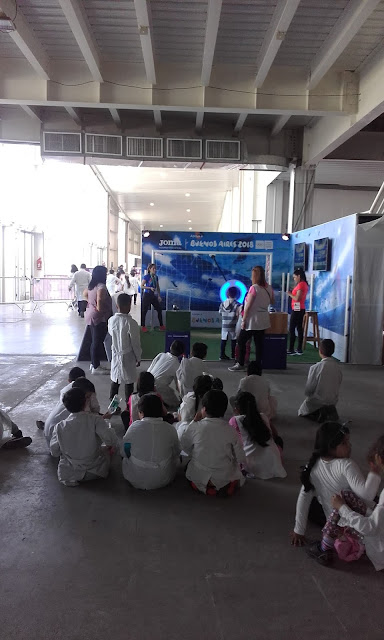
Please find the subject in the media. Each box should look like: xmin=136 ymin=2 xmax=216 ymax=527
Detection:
xmin=165 ymin=310 xmax=191 ymax=357
xmin=263 ymin=312 xmax=288 ymax=370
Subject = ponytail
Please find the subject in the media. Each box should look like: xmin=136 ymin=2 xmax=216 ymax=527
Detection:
xmin=300 ymin=451 xmax=321 ymax=492
xmin=234 ymin=391 xmax=270 ymax=447
xmin=300 ymin=422 xmax=350 ymax=492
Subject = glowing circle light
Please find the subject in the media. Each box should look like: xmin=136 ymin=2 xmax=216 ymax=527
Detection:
xmin=219 ymin=279 xmax=247 ymax=304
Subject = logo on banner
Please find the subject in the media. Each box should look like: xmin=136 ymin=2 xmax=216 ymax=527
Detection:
xmin=159 ymin=236 xmax=182 ymax=247
xmin=191 ymin=311 xmax=221 ymax=327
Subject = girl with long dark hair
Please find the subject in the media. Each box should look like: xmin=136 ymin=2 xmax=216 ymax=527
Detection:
xmin=176 ymin=374 xmax=213 ymax=437
xmin=287 ymin=267 xmax=309 ymax=355
xmin=84 ymin=265 xmax=112 ymax=375
xmin=229 ymin=391 xmax=286 ymax=480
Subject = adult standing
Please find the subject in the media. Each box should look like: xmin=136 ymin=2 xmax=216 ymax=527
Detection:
xmin=84 ymin=265 xmax=112 ymax=374
xmin=130 ymin=269 xmax=139 ymax=305
xmin=69 ymin=263 xmax=91 ymax=317
xmin=287 ymin=267 xmax=309 ymax=356
xmin=106 ymin=269 xmax=120 ymax=297
xmin=229 ymin=265 xmax=274 ymax=372
xmin=141 ymin=263 xmax=165 ymax=332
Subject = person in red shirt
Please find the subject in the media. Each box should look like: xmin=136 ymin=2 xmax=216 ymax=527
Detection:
xmin=287 ymin=268 xmax=309 ymax=355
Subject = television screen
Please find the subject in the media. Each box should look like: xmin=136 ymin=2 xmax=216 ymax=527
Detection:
xmin=313 ymin=238 xmax=331 ymax=271
xmin=294 ymin=242 xmax=308 ymax=270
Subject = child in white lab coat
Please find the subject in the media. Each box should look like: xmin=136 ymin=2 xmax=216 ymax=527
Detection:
xmin=127 ymin=371 xmax=168 ymax=427
xmin=122 ymin=394 xmax=180 ymax=490
xmin=176 ymin=374 xmax=213 ymax=438
xmin=0 ymin=409 xmax=32 ymax=450
xmin=50 ymin=387 xmax=119 ymax=487
xmin=234 ymin=361 xmax=276 ymax=420
xmin=108 ymin=293 xmax=142 ymax=406
xmin=177 ymin=342 xmax=208 ymax=397
xmin=147 ymin=340 xmax=185 ymax=410
xmin=331 ymin=435 xmax=384 ymax=571
xmin=229 ymin=391 xmax=286 ymax=480
xmin=180 ymin=390 xmax=246 ymax=496
xmin=36 ymin=366 xmax=86 ymax=432
xmin=218 ymin=286 xmax=241 ymax=360
xmin=299 ymin=339 xmax=342 ymax=422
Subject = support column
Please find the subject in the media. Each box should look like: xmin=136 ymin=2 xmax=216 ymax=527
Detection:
xmin=292 ymin=166 xmax=316 ymax=231
xmin=107 ymin=196 xmax=119 ymax=269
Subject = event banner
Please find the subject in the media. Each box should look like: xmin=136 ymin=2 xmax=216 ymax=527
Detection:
xmin=142 ymin=231 xmax=291 ymax=323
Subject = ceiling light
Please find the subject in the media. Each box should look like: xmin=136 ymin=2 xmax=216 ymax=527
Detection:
xmin=282 ymin=232 xmax=290 ymax=241
xmin=160 ymin=224 xmax=163 ymax=228
xmin=185 ymin=193 xmax=190 ymax=197
xmin=188 ymin=227 xmax=192 ymax=230
xmin=150 ymin=202 xmax=154 ymax=206
xmin=188 ymin=219 xmax=192 ymax=223
xmin=186 ymin=209 xmax=191 ymax=212
xmin=143 ymin=230 xmax=150 ymax=238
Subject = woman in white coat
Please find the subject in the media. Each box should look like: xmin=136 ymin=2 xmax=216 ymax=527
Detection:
xmin=107 ymin=293 xmax=142 ymax=405
xmin=129 ymin=269 xmax=139 ymax=305
xmin=122 ymin=394 xmax=180 ymax=490
xmin=69 ymin=263 xmax=91 ymax=317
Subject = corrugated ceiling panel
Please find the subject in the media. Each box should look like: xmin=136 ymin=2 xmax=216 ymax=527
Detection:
xmin=0 ymin=32 xmax=24 ymax=58
xmin=151 ymin=0 xmax=207 ymax=63
xmin=274 ymin=0 xmax=350 ymax=67
xmin=335 ymin=0 xmax=384 ymax=71
xmin=214 ymin=0 xmax=278 ymax=65
xmin=83 ymin=0 xmax=143 ymax=62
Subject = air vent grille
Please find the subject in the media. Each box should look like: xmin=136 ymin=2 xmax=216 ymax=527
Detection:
xmin=126 ymin=137 xmax=163 ymax=158
xmin=206 ymin=140 xmax=240 ymax=161
xmin=85 ymin=134 xmax=122 ymax=156
xmin=43 ymin=132 xmax=82 ymax=153
xmin=167 ymin=138 xmax=202 ymax=160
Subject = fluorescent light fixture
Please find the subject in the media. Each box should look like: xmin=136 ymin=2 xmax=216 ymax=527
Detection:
xmin=160 ymin=224 xmax=163 ymax=228
xmin=188 ymin=219 xmax=192 ymax=223
xmin=186 ymin=209 xmax=191 ymax=212
xmin=150 ymin=202 xmax=154 ymax=206
xmin=188 ymin=227 xmax=192 ymax=230
xmin=143 ymin=230 xmax=150 ymax=238
xmin=185 ymin=193 xmax=190 ymax=197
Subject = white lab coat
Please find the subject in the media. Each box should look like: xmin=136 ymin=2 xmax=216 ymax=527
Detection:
xmin=175 ymin=392 xmax=200 ymax=438
xmin=147 ymin=352 xmax=181 ymax=409
xmin=123 ymin=279 xmax=136 ymax=296
xmin=122 ymin=417 xmax=180 ymax=490
xmin=237 ymin=374 xmax=276 ymax=419
xmin=298 ymin=357 xmax=342 ymax=415
xmin=50 ymin=412 xmax=119 ymax=484
xmin=180 ymin=417 xmax=246 ymax=493
xmin=176 ymin=356 xmax=207 ymax=397
xmin=44 ymin=384 xmax=100 ymax=444
xmin=69 ymin=268 xmax=91 ymax=301
xmin=106 ymin=273 xmax=120 ymax=297
xmin=230 ymin=415 xmax=286 ymax=480
xmin=129 ymin=275 xmax=139 ymax=294
xmin=108 ymin=313 xmax=141 ymax=384
xmin=0 ymin=408 xmax=16 ymax=446
xmin=339 ymin=488 xmax=384 ymax=571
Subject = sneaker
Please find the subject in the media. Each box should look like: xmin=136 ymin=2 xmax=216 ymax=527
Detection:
xmin=228 ymin=363 xmax=245 ymax=372
xmin=90 ymin=366 xmax=108 ymax=375
xmin=219 ymin=354 xmax=230 ymax=361
xmin=306 ymin=541 xmax=333 ymax=566
xmin=63 ymin=480 xmax=79 ymax=487
xmin=295 ymin=350 xmax=303 ymax=356
xmin=141 ymin=327 xmax=148 ymax=333
xmin=2 ymin=436 xmax=32 ymax=450
xmin=36 ymin=420 xmax=45 ymax=430
xmin=159 ymin=325 xmax=166 ymax=331
xmin=99 ymin=362 xmax=111 ymax=370
xmin=287 ymin=350 xmax=295 ymax=355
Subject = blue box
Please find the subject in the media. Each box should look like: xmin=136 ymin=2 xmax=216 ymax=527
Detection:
xmin=263 ymin=334 xmax=287 ymax=370
xmin=165 ymin=332 xmax=190 ymax=357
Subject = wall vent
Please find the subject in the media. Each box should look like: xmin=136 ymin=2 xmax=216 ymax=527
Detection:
xmin=42 ymin=132 xmax=82 ymax=154
xmin=126 ymin=137 xmax=163 ymax=158
xmin=167 ymin=138 xmax=202 ymax=160
xmin=85 ymin=134 xmax=122 ymax=156
xmin=206 ymin=140 xmax=240 ymax=161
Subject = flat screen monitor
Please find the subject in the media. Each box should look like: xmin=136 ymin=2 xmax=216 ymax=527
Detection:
xmin=294 ymin=242 xmax=308 ymax=270
xmin=313 ymin=237 xmax=331 ymax=271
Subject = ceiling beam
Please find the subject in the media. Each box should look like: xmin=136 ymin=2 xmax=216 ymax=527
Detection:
xmin=201 ymin=0 xmax=223 ymax=86
xmin=0 ymin=0 xmax=49 ymax=79
xmin=308 ymin=0 xmax=381 ymax=90
xmin=233 ymin=113 xmax=248 ymax=133
xmin=20 ymin=105 xmax=42 ymax=122
xmin=153 ymin=109 xmax=162 ymax=130
xmin=109 ymin=108 xmax=121 ymax=128
xmin=58 ymin=0 xmax=103 ymax=82
xmin=133 ymin=0 xmax=156 ymax=84
xmin=255 ymin=0 xmax=301 ymax=88
xmin=195 ymin=111 xmax=204 ymax=131
xmin=65 ymin=107 xmax=82 ymax=126
xmin=271 ymin=114 xmax=290 ymax=136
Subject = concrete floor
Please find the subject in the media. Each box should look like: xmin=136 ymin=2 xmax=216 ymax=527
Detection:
xmin=1 ymin=303 xmax=384 ymax=640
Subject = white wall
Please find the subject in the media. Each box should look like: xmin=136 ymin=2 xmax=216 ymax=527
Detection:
xmin=311 ymin=188 xmax=377 ymax=224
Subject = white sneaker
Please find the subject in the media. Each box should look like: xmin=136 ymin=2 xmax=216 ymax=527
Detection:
xmin=90 ymin=366 xmax=109 ymax=375
xmin=228 ymin=363 xmax=245 ymax=372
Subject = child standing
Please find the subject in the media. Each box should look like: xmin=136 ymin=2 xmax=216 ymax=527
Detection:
xmin=218 ymin=286 xmax=241 ymax=361
xmin=147 ymin=340 xmax=185 ymax=410
xmin=50 ymin=388 xmax=119 ymax=487
xmin=298 ymin=339 xmax=342 ymax=422
xmin=229 ymin=391 xmax=286 ymax=480
xmin=108 ymin=293 xmax=141 ymax=408
xmin=291 ymin=422 xmax=381 ymax=566
xmin=180 ymin=390 xmax=246 ymax=495
xmin=122 ymin=394 xmax=180 ymax=490
xmin=331 ymin=435 xmax=384 ymax=571
xmin=176 ymin=342 xmax=208 ymax=397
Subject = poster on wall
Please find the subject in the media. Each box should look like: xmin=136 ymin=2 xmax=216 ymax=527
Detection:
xmin=142 ymin=231 xmax=291 ymax=326
xmin=313 ymin=238 xmax=331 ymax=271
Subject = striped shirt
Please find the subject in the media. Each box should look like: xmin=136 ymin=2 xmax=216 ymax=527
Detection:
xmin=219 ymin=299 xmax=241 ymax=339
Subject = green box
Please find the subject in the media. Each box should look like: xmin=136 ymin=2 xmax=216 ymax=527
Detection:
xmin=166 ymin=310 xmax=191 ymax=331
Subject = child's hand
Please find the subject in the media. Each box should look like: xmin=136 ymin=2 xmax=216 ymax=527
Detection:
xmin=194 ymin=410 xmax=203 ymax=422
xmin=102 ymin=412 xmax=112 ymax=420
xmin=369 ymin=457 xmax=382 ymax=475
xmin=331 ymin=493 xmax=345 ymax=509
xmin=136 ymin=361 xmax=141 ymax=367
xmin=290 ymin=532 xmax=305 ymax=547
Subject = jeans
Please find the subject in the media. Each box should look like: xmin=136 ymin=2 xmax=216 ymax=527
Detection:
xmin=141 ymin=292 xmax=163 ymax=327
xmin=89 ymin=322 xmax=108 ymax=369
xmin=110 ymin=381 xmax=134 ymax=404
xmin=78 ymin=300 xmax=87 ymax=316
xmin=133 ymin=293 xmax=137 ymax=305
xmin=221 ymin=338 xmax=236 ymax=358
xmin=237 ymin=329 xmax=265 ymax=368
xmin=289 ymin=310 xmax=305 ymax=352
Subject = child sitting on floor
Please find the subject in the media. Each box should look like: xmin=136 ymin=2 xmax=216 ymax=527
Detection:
xmin=127 ymin=371 xmax=168 ymax=427
xmin=176 ymin=374 xmax=213 ymax=438
xmin=234 ymin=361 xmax=276 ymax=420
xmin=0 ymin=409 xmax=32 ymax=450
xmin=298 ymin=338 xmax=342 ymax=422
xmin=218 ymin=286 xmax=241 ymax=361
xmin=180 ymin=390 xmax=245 ymax=496
xmin=331 ymin=434 xmax=384 ymax=571
xmin=291 ymin=422 xmax=381 ymax=566
xmin=122 ymin=394 xmax=180 ymax=490
xmin=229 ymin=391 xmax=286 ymax=480
xmin=176 ymin=342 xmax=208 ymax=397
xmin=50 ymin=387 xmax=119 ymax=487
xmin=36 ymin=366 xmax=86 ymax=431
xmin=147 ymin=340 xmax=185 ymax=410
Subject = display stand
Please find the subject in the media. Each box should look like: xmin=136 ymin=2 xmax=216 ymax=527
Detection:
xmin=263 ymin=312 xmax=288 ymax=370
xmin=165 ymin=310 xmax=191 ymax=357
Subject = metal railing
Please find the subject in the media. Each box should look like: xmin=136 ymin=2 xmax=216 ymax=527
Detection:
xmin=0 ymin=276 xmax=32 ymax=308
xmin=0 ymin=276 xmax=75 ymax=312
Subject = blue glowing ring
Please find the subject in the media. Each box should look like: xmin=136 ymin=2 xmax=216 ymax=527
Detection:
xmin=220 ymin=280 xmax=247 ymax=304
